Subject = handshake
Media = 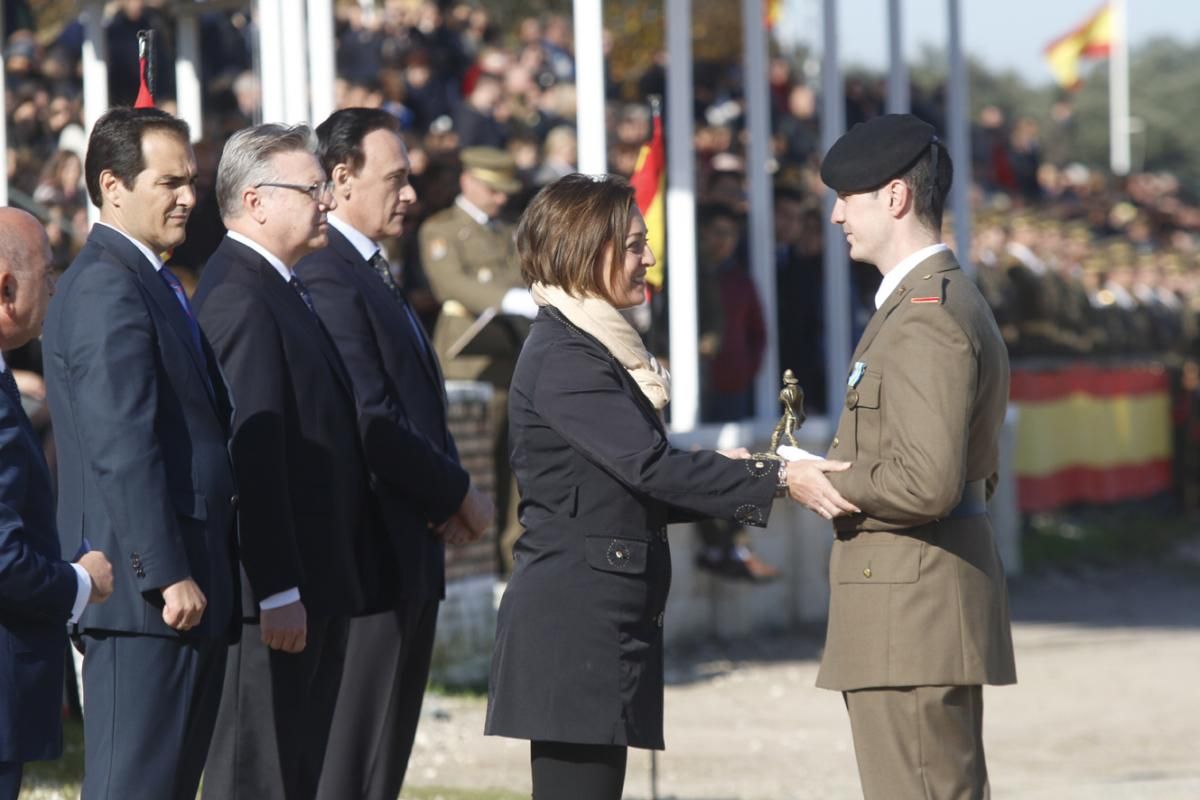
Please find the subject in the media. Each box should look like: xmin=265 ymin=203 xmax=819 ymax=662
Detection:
xmin=719 ymin=446 xmax=860 ymax=521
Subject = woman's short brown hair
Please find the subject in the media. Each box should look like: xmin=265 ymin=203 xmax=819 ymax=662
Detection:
xmin=516 ymin=173 xmax=636 ymax=303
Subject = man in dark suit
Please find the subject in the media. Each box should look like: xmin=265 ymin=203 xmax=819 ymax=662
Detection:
xmin=0 ymin=209 xmax=114 ymax=800
xmin=295 ymin=108 xmax=492 ymax=800
xmin=41 ymin=108 xmax=239 ymax=800
xmin=195 ymin=123 xmax=389 ymax=800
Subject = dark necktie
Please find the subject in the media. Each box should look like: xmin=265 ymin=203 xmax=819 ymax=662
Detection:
xmin=370 ymin=251 xmax=430 ymax=355
xmin=289 ymin=274 xmax=318 ymax=317
xmin=0 ymin=368 xmax=20 ymax=406
xmin=159 ymin=268 xmax=204 ymax=355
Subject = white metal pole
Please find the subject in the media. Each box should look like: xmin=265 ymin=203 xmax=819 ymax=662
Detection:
xmin=307 ymin=0 xmax=337 ymax=125
xmin=573 ymin=0 xmax=607 ymax=174
xmin=946 ymin=0 xmax=972 ymax=271
xmin=1109 ymin=0 xmax=1131 ymax=176
xmin=742 ymin=0 xmax=778 ymax=423
xmin=256 ymin=0 xmax=287 ymax=123
xmin=666 ymin=0 xmax=699 ymax=432
xmin=281 ymin=0 xmax=311 ymax=123
xmin=886 ymin=0 xmax=909 ymax=113
xmin=175 ymin=14 xmax=203 ymax=142
xmin=82 ymin=3 xmax=109 ymax=225
xmin=820 ymin=0 xmax=850 ymax=420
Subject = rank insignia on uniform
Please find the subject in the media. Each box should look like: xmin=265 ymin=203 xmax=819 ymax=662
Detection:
xmin=911 ymin=296 xmax=940 ymax=304
xmin=429 ymin=238 xmax=447 ymax=261
xmin=478 ymin=267 xmax=493 ymax=283
xmin=848 ymin=361 xmax=867 ymax=387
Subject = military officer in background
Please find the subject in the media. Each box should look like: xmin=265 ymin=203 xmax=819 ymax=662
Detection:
xmin=419 ymin=147 xmax=534 ymax=572
xmin=787 ymin=114 xmax=1016 ymax=800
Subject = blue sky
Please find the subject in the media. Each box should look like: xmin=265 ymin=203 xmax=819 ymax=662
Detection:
xmin=777 ymin=0 xmax=1200 ymax=85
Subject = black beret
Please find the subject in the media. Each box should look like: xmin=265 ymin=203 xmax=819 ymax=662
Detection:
xmin=820 ymin=114 xmax=939 ymax=193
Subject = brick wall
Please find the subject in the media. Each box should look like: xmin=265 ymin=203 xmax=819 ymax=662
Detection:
xmin=444 ymin=380 xmax=499 ymax=581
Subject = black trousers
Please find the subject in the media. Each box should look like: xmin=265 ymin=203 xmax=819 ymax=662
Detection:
xmin=530 ymin=741 xmax=628 ymax=800
xmin=203 ymin=615 xmax=349 ymax=800
xmin=0 ymin=762 xmax=21 ymax=800
xmin=80 ymin=633 xmax=227 ymax=800
xmin=316 ymin=598 xmax=439 ymax=800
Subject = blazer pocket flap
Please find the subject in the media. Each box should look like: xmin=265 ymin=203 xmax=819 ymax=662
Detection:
xmin=836 ymin=543 xmax=921 ymax=584
xmin=170 ymin=489 xmax=208 ymax=521
xmin=848 ymin=370 xmax=882 ymax=409
xmin=584 ymin=535 xmax=648 ymax=575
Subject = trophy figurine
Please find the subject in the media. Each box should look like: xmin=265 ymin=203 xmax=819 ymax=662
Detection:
xmin=753 ymin=369 xmax=806 ymax=462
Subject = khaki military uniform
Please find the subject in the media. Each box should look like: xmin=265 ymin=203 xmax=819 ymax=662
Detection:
xmin=420 ymin=203 xmax=525 ymax=384
xmin=822 ymin=250 xmax=1016 ymax=799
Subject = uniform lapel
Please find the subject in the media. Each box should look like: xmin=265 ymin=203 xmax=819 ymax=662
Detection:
xmin=850 ymin=249 xmax=960 ymax=364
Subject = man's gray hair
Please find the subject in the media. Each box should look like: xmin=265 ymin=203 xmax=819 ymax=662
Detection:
xmin=216 ymin=123 xmax=319 ymax=220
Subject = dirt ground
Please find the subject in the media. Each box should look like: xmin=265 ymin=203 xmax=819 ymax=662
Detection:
xmin=404 ymin=558 xmax=1200 ymax=800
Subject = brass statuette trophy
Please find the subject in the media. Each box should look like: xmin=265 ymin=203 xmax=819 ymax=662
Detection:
xmin=748 ymin=371 xmax=806 ymax=493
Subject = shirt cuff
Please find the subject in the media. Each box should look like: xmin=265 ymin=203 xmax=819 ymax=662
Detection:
xmin=259 ymin=587 xmax=301 ymax=611
xmin=69 ymin=563 xmax=91 ymax=624
xmin=500 ymin=288 xmax=539 ymax=319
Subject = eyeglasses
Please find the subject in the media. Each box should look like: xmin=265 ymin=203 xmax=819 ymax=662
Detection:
xmin=254 ymin=180 xmax=334 ymax=202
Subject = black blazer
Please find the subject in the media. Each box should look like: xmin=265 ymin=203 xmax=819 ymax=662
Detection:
xmin=194 ymin=236 xmax=387 ymax=617
xmin=485 ymin=307 xmax=777 ymax=749
xmin=0 ymin=376 xmax=75 ymax=762
xmin=296 ymin=227 xmax=469 ymax=605
xmin=43 ymin=224 xmax=238 ymax=641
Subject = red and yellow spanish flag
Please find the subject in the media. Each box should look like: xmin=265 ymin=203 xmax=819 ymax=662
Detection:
xmin=1011 ymin=364 xmax=1172 ymax=512
xmin=765 ymin=0 xmax=782 ymax=30
xmin=1044 ymin=3 xmax=1113 ymax=90
xmin=630 ymin=106 xmax=665 ymax=291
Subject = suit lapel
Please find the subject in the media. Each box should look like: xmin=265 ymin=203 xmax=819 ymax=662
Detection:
xmin=850 ymin=249 xmax=961 ymax=365
xmin=90 ymin=226 xmax=223 ymax=416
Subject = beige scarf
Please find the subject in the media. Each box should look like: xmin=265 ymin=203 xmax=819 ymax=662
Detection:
xmin=530 ymin=282 xmax=671 ymax=410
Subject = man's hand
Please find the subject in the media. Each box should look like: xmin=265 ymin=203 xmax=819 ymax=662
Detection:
xmin=785 ymin=459 xmax=861 ymax=520
xmin=260 ymin=599 xmax=307 ymax=653
xmin=77 ymin=550 xmax=113 ymax=603
xmin=161 ymin=577 xmax=207 ymax=631
xmin=717 ymin=447 xmax=752 ymax=459
xmin=437 ymin=515 xmax=478 ymax=546
xmin=456 ymin=485 xmax=494 ymax=539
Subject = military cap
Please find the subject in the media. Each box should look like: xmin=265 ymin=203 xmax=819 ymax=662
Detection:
xmin=820 ymin=113 xmax=942 ymax=193
xmin=460 ymin=146 xmax=522 ymax=194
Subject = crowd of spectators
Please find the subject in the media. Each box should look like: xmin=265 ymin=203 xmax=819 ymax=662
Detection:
xmin=6 ymin=0 xmax=1200 ymax=522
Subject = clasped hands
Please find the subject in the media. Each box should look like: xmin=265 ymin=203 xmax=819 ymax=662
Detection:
xmin=434 ymin=484 xmax=494 ymax=546
xmin=718 ymin=447 xmax=860 ymax=521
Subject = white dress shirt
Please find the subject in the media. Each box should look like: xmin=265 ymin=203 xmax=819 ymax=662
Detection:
xmin=96 ymin=221 xmax=165 ymax=272
xmin=0 ymin=351 xmax=91 ymax=623
xmin=874 ymin=243 xmax=950 ymax=310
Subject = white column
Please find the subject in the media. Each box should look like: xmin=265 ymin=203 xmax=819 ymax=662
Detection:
xmin=946 ymin=0 xmax=973 ymax=271
xmin=573 ymin=0 xmax=607 ymax=174
xmin=82 ymin=3 xmax=109 ymax=225
xmin=256 ymin=0 xmax=286 ymax=123
xmin=742 ymin=0 xmax=778 ymax=423
xmin=307 ymin=0 xmax=337 ymax=126
xmin=281 ymin=0 xmax=311 ymax=123
xmin=886 ymin=0 xmax=909 ymax=113
xmin=820 ymin=0 xmax=850 ymax=419
xmin=175 ymin=14 xmax=203 ymax=142
xmin=1109 ymin=0 xmax=1131 ymax=175
xmin=666 ymin=0 xmax=699 ymax=432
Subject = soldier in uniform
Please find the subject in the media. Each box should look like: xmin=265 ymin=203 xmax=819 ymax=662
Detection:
xmin=419 ymin=147 xmax=534 ymax=572
xmin=787 ymin=114 xmax=1016 ymax=799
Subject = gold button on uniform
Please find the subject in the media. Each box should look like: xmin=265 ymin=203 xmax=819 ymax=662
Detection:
xmin=846 ymin=389 xmax=860 ymax=409
xmin=831 ymin=437 xmax=840 ymax=448
xmin=863 ymin=566 xmax=872 ymax=578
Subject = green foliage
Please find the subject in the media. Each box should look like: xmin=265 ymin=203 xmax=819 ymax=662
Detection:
xmin=1022 ymin=501 xmax=1195 ymax=570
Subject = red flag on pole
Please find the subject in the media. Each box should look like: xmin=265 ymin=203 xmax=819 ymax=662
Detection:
xmin=134 ymin=30 xmax=156 ymax=108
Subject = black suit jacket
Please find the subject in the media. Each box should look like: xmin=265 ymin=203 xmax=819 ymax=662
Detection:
xmin=0 ymin=374 xmax=75 ymax=762
xmin=43 ymin=223 xmax=238 ymax=641
xmin=485 ymin=307 xmax=777 ymax=749
xmin=194 ymin=236 xmax=387 ymax=617
xmin=296 ymin=227 xmax=468 ymax=604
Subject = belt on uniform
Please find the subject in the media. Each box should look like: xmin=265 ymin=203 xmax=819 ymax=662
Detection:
xmin=945 ymin=479 xmax=988 ymax=519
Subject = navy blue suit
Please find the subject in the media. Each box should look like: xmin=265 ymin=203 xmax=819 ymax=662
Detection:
xmin=0 ymin=368 xmax=76 ymax=798
xmin=43 ymin=223 xmax=238 ymax=800
xmin=297 ymin=226 xmax=468 ymax=799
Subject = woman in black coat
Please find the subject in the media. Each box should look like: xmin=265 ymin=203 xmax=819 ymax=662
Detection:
xmin=484 ymin=174 xmax=781 ymax=798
